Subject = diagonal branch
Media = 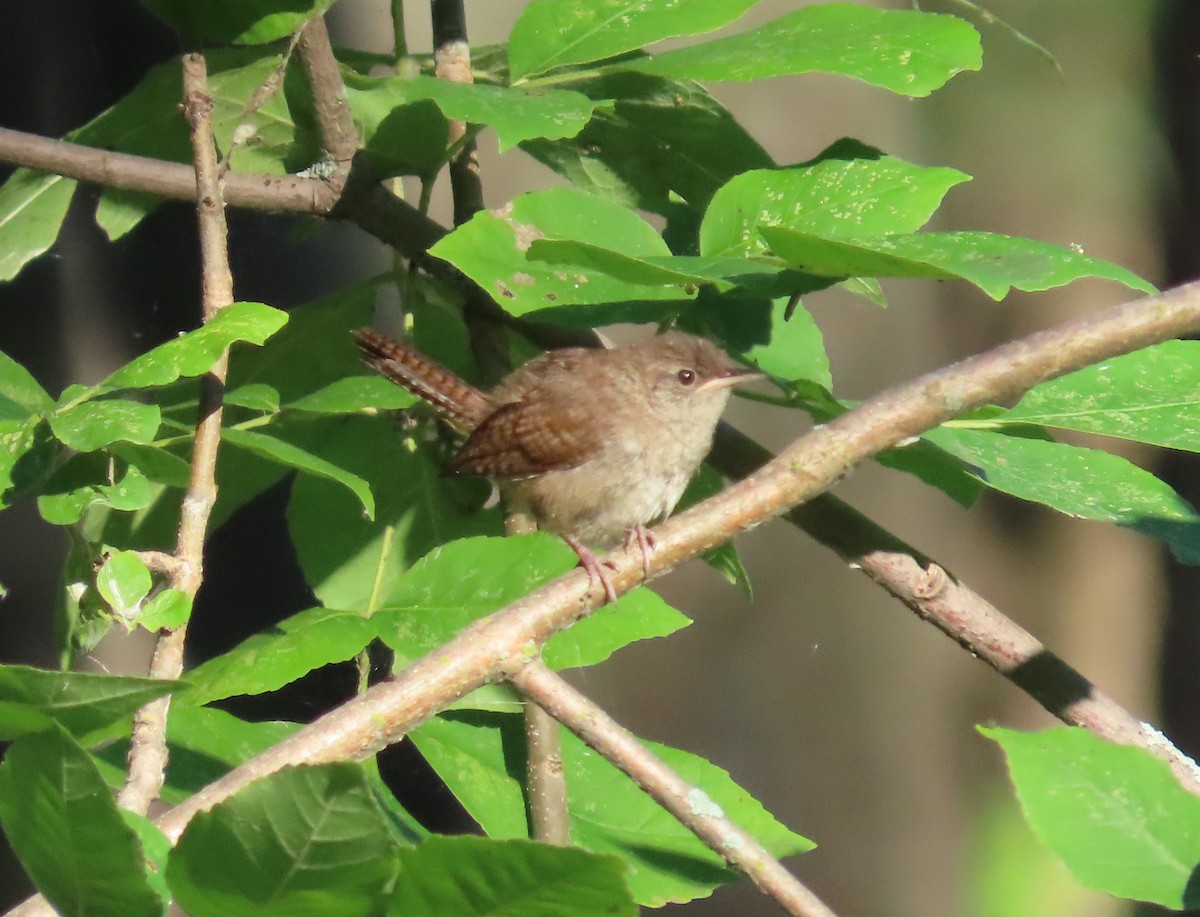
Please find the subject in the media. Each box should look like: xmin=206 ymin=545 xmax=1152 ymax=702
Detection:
xmin=508 ymin=659 xmax=835 ymax=917
xmin=711 ymin=427 xmax=1200 ymax=796
xmin=0 ymin=126 xmax=445 ymax=257
xmin=146 ymin=279 xmax=1200 ymax=845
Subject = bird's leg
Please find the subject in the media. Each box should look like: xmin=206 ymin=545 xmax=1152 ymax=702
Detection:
xmin=624 ymin=523 xmax=655 ymax=582
xmin=563 ymin=535 xmax=619 ymax=604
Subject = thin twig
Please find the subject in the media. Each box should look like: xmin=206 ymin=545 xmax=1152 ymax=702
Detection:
xmin=432 ymin=0 xmax=483 ymax=227
xmin=508 ymin=659 xmax=836 ymax=917
xmin=716 ymin=431 xmax=1200 ymax=796
xmin=116 ymin=53 xmax=235 ymax=816
xmin=142 ymin=280 xmax=1200 ymax=845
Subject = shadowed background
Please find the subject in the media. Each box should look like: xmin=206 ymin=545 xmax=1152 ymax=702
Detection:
xmin=0 ymin=2 xmax=1194 ymax=915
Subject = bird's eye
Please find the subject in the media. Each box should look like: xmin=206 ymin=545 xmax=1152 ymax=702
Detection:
xmin=677 ymin=369 xmax=696 ymax=385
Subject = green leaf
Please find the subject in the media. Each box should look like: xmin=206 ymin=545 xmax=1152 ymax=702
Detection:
xmin=138 ymin=0 xmax=336 ymax=44
xmin=1001 ymin=340 xmax=1200 ymax=451
xmin=138 ymin=588 xmax=193 ymax=632
xmin=509 ymin=0 xmax=760 ymax=81
xmin=37 ymin=453 xmax=154 ymax=525
xmin=0 ymin=416 xmax=57 ymax=509
xmin=100 ymin=303 xmax=289 ymax=392
xmin=746 ymin=296 xmax=829 ymax=386
xmin=389 ymin=836 xmax=636 ymax=916
xmin=222 ymin=426 xmax=375 ymax=519
xmin=984 ymin=726 xmax=1200 ymax=909
xmin=700 ymin=151 xmax=971 ymax=257
xmin=0 ymin=349 xmax=53 ymax=414
xmin=630 ymin=4 xmax=982 ymax=97
xmin=179 ymin=607 xmax=376 ymax=706
xmin=923 ymin=426 xmax=1200 ymax=564
xmin=522 ymin=72 xmax=774 ymax=214
xmin=122 ymin=810 xmax=173 ymax=908
xmin=226 ymin=281 xmax=379 ymax=404
xmin=347 ymin=73 xmax=602 ymax=153
xmin=286 ymin=418 xmax=499 ymax=612
xmin=48 ymin=399 xmax=161 ymax=451
xmin=96 ymin=550 xmax=153 ymax=619
xmin=372 ymin=536 xmax=690 ymax=675
xmin=284 ymin=376 xmax=417 ymax=414
xmin=430 ymin=188 xmax=693 ymax=321
xmin=412 ymin=712 xmax=812 ymax=906
xmin=0 ymin=169 xmax=77 ymax=283
xmin=760 ymin=227 xmax=1156 ymax=300
xmin=167 ymin=764 xmax=399 ymax=917
xmin=677 ymin=465 xmax=753 ymax=596
xmin=0 ymin=664 xmax=178 ymax=741
xmin=0 ymin=726 xmax=164 ymax=917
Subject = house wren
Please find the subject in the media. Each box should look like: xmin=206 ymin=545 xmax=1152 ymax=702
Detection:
xmin=353 ymin=328 xmax=759 ymax=601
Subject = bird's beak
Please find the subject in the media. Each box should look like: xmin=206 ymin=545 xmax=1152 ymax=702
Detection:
xmin=699 ymin=368 xmax=765 ymax=392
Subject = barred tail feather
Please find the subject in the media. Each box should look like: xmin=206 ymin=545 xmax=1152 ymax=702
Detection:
xmin=352 ymin=328 xmax=490 ymax=431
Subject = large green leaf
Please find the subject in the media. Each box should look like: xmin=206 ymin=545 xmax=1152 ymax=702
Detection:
xmin=1001 ymin=340 xmax=1200 ymax=451
xmin=286 ymin=417 xmax=500 ymax=612
xmin=429 ymin=188 xmax=693 ymax=321
xmin=388 ymin=836 xmax=636 ymax=916
xmin=924 ymin=426 xmax=1200 ymax=564
xmin=0 ymin=169 xmax=77 ymax=283
xmin=629 ymin=3 xmax=982 ymax=97
xmin=0 ymin=664 xmax=179 ymax=741
xmin=700 ymin=149 xmax=971 ymax=256
xmin=222 ymin=426 xmax=375 ymax=519
xmin=346 ymin=72 xmax=602 ymax=153
xmin=0 ymin=726 xmax=164 ymax=917
xmin=100 ymin=302 xmax=288 ymax=392
xmin=371 ymin=535 xmax=690 ymax=674
xmin=139 ymin=0 xmax=336 ymax=44
xmin=179 ymin=607 xmax=376 ymax=706
xmin=412 ymin=712 xmax=812 ymax=906
xmin=509 ymin=0 xmax=760 ymax=81
xmin=167 ymin=764 xmax=398 ymax=917
xmin=984 ymin=726 xmax=1200 ymax=910
xmin=761 ymin=227 xmax=1155 ymax=300
xmin=48 ymin=399 xmax=162 ymax=451
xmin=522 ymin=72 xmax=774 ymax=214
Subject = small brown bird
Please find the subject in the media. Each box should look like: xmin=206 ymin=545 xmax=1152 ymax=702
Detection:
xmin=354 ymin=328 xmax=758 ymax=601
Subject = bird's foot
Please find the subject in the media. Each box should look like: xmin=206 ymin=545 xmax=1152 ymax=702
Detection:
xmin=564 ymin=535 xmax=619 ymax=604
xmin=624 ymin=523 xmax=655 ymax=582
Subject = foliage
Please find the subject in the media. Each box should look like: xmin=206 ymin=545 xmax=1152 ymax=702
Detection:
xmin=0 ymin=0 xmax=1193 ymax=914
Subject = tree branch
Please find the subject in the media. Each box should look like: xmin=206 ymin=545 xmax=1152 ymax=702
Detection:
xmin=508 ymin=659 xmax=836 ymax=917
xmin=296 ymin=16 xmax=360 ymax=172
xmin=146 ymin=279 xmax=1200 ymax=844
xmin=711 ymin=426 xmax=1200 ymax=796
xmin=0 ymin=126 xmax=445 ymax=257
xmin=116 ymin=53 xmax=235 ymax=816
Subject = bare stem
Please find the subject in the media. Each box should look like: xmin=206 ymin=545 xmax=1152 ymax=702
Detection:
xmin=508 ymin=659 xmax=836 ymax=917
xmin=116 ymin=53 xmax=235 ymax=816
